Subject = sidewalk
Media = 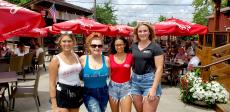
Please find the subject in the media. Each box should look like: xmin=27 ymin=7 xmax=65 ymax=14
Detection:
xmin=12 ymin=68 xmax=215 ymax=112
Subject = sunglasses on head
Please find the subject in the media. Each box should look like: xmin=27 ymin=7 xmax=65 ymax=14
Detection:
xmin=90 ymin=44 xmax=103 ymax=48
xmin=60 ymin=31 xmax=73 ymax=34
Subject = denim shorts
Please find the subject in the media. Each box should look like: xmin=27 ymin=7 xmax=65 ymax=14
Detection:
xmin=83 ymin=86 xmax=109 ymax=112
xmin=109 ymin=80 xmax=131 ymax=101
xmin=131 ymin=72 xmax=162 ymax=97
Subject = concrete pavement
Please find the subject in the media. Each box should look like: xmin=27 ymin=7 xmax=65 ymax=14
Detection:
xmin=11 ymin=67 xmax=215 ymax=112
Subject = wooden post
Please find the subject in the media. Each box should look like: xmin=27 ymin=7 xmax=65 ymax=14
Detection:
xmin=227 ymin=32 xmax=230 ymax=44
xmin=214 ymin=0 xmax=221 ymax=31
xmin=212 ymin=32 xmax=216 ymax=48
xmin=203 ymin=33 xmax=206 ymax=47
xmin=201 ymin=47 xmax=212 ymax=81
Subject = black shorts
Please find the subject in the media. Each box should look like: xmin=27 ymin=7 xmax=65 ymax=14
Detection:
xmin=56 ymin=82 xmax=83 ymax=108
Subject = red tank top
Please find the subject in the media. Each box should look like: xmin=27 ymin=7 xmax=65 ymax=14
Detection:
xmin=110 ymin=53 xmax=133 ymax=83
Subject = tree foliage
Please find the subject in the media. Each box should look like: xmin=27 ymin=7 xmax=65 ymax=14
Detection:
xmin=7 ymin=0 xmax=31 ymax=5
xmin=158 ymin=15 xmax=167 ymax=22
xmin=127 ymin=21 xmax=137 ymax=27
xmin=95 ymin=1 xmax=117 ymax=25
xmin=192 ymin=0 xmax=228 ymax=25
xmin=220 ymin=0 xmax=228 ymax=8
xmin=192 ymin=0 xmax=213 ymax=25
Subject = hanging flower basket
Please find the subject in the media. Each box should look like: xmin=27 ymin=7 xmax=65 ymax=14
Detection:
xmin=179 ymin=71 xmax=229 ymax=107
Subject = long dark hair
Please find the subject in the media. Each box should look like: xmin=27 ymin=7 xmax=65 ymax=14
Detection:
xmin=110 ymin=37 xmax=130 ymax=54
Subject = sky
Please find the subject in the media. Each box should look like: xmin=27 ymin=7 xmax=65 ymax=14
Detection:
xmin=66 ymin=0 xmax=194 ymax=24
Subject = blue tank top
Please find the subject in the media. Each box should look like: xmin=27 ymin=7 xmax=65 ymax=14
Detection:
xmin=82 ymin=55 xmax=109 ymax=88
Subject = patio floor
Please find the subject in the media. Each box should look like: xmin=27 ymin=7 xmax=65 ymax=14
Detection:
xmin=9 ymin=64 xmax=215 ymax=112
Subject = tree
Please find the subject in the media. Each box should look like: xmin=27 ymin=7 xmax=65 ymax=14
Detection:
xmin=127 ymin=21 xmax=137 ymax=27
xmin=158 ymin=15 xmax=167 ymax=22
xmin=192 ymin=0 xmax=228 ymax=25
xmin=192 ymin=0 xmax=213 ymax=25
xmin=7 ymin=0 xmax=31 ymax=5
xmin=95 ymin=1 xmax=117 ymax=25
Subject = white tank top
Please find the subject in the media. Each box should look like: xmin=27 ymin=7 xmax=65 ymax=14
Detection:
xmin=56 ymin=53 xmax=82 ymax=86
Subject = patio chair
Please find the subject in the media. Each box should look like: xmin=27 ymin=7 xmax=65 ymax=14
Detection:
xmin=9 ymin=56 xmax=24 ymax=77
xmin=23 ymin=53 xmax=34 ymax=76
xmin=35 ymin=52 xmax=46 ymax=71
xmin=10 ymin=69 xmax=41 ymax=112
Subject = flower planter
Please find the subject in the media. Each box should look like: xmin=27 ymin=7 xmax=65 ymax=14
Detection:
xmin=179 ymin=71 xmax=229 ymax=107
xmin=193 ymin=100 xmax=208 ymax=106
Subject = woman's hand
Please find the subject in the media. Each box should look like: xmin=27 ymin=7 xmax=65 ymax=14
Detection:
xmin=147 ymin=87 xmax=157 ymax=101
xmin=52 ymin=106 xmax=61 ymax=112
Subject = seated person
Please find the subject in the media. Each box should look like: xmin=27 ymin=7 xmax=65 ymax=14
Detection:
xmin=32 ymin=43 xmax=44 ymax=67
xmin=187 ymin=55 xmax=200 ymax=71
xmin=34 ymin=43 xmax=44 ymax=58
xmin=174 ymin=47 xmax=188 ymax=64
xmin=14 ymin=42 xmax=29 ymax=56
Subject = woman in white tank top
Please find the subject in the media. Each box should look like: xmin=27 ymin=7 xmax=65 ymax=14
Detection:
xmin=49 ymin=33 xmax=83 ymax=112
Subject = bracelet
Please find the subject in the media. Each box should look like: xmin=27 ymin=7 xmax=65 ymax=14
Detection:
xmin=50 ymin=97 xmax=56 ymax=99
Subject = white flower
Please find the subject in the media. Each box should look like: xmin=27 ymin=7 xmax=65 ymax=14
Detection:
xmin=180 ymin=71 xmax=229 ymax=105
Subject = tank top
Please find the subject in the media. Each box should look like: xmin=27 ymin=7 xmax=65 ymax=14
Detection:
xmin=82 ymin=55 xmax=109 ymax=88
xmin=110 ymin=53 xmax=133 ymax=83
xmin=56 ymin=53 xmax=82 ymax=86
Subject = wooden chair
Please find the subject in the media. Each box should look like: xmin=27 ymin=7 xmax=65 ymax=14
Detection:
xmin=9 ymin=56 xmax=24 ymax=76
xmin=23 ymin=53 xmax=34 ymax=76
xmin=10 ymin=69 xmax=41 ymax=112
xmin=35 ymin=52 xmax=46 ymax=71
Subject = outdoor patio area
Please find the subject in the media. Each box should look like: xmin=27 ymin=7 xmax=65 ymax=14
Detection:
xmin=7 ymin=63 xmax=215 ymax=112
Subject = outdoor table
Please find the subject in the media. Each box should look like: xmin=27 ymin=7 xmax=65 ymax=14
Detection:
xmin=0 ymin=72 xmax=17 ymax=84
xmin=165 ymin=61 xmax=187 ymax=86
xmin=0 ymin=72 xmax=17 ymax=110
xmin=0 ymin=57 xmax=10 ymax=64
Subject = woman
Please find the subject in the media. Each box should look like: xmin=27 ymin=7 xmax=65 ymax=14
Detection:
xmin=49 ymin=33 xmax=83 ymax=112
xmin=131 ymin=23 xmax=164 ymax=112
xmin=80 ymin=32 xmax=110 ymax=112
xmin=174 ymin=47 xmax=188 ymax=64
xmin=109 ymin=37 xmax=133 ymax=112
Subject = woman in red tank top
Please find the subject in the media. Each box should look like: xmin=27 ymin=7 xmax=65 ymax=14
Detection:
xmin=109 ymin=37 xmax=133 ymax=112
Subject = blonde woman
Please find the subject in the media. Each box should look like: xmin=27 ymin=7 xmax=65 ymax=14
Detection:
xmin=131 ymin=23 xmax=164 ymax=112
xmin=80 ymin=32 xmax=110 ymax=112
xmin=49 ymin=33 xmax=83 ymax=112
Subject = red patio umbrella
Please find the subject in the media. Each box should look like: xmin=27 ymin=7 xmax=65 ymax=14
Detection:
xmin=78 ymin=17 xmax=109 ymax=35
xmin=106 ymin=25 xmax=133 ymax=37
xmin=52 ymin=17 xmax=109 ymax=35
xmin=115 ymin=25 xmax=133 ymax=37
xmin=16 ymin=28 xmax=48 ymax=37
xmin=106 ymin=25 xmax=119 ymax=37
xmin=0 ymin=0 xmax=45 ymax=40
xmin=154 ymin=18 xmax=208 ymax=36
xmin=52 ymin=19 xmax=82 ymax=34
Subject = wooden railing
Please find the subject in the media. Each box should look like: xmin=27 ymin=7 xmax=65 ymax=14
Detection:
xmin=196 ymin=44 xmax=230 ymax=81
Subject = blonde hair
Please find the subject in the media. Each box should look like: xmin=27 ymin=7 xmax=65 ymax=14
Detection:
xmin=56 ymin=34 xmax=76 ymax=46
xmin=134 ymin=23 xmax=155 ymax=42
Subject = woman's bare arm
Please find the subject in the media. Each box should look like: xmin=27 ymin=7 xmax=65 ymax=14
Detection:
xmin=48 ymin=56 xmax=59 ymax=109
